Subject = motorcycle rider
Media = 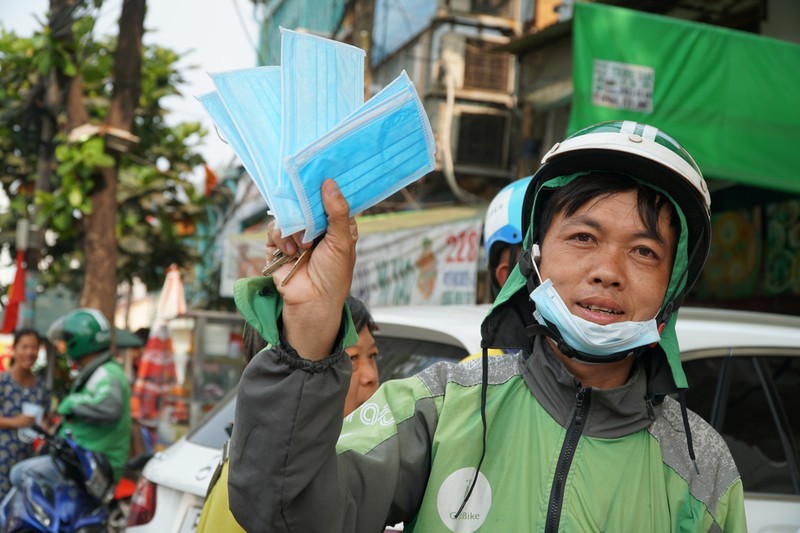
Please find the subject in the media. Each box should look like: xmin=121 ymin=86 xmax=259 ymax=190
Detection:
xmin=10 ymin=308 xmax=131 ymax=487
xmin=482 ymin=176 xmax=532 ymax=299
xmin=461 ymin=177 xmax=535 ymax=364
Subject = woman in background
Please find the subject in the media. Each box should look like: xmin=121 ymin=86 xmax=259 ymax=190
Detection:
xmin=0 ymin=328 xmax=51 ymax=501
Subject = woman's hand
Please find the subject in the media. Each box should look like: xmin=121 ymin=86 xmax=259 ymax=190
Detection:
xmin=1 ymin=414 xmax=36 ymax=429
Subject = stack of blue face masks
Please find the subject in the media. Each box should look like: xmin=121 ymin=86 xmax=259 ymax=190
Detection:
xmin=198 ymin=27 xmax=436 ymax=242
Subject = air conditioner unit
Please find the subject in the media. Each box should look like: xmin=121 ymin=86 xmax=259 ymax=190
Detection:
xmin=440 ymin=33 xmax=513 ymax=94
xmin=429 ymin=101 xmax=511 ymax=173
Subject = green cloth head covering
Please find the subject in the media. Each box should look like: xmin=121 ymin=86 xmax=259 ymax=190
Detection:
xmin=491 ymin=172 xmax=691 ymax=389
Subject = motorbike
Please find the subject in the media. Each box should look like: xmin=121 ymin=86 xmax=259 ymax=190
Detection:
xmin=0 ymin=424 xmax=118 ymax=533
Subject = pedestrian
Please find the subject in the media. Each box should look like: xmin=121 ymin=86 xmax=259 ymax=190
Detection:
xmin=196 ymin=295 xmax=380 ymax=532
xmin=0 ymin=328 xmax=51 ymax=501
xmin=228 ymin=121 xmax=745 ymax=532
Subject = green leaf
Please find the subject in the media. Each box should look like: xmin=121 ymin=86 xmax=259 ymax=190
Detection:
xmin=54 ymin=210 xmax=72 ymax=231
xmin=55 ymin=144 xmax=71 ymax=160
xmin=93 ymin=152 xmax=116 ymax=167
xmin=57 ymin=161 xmax=75 ymax=176
xmin=36 ymin=52 xmax=51 ymax=75
xmin=68 ymin=188 xmax=83 ymax=207
xmin=61 ymin=56 xmax=77 ymax=76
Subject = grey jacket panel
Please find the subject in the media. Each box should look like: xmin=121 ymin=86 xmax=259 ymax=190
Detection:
xmin=521 ymin=337 xmax=660 ymax=438
xmin=339 ymin=395 xmax=440 ymax=531
xmin=650 ymin=397 xmax=741 ymax=518
xmin=69 ymin=365 xmax=125 ymax=424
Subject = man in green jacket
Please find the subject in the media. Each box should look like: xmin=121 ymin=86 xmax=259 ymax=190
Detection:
xmin=229 ymin=121 xmax=746 ymax=532
xmin=11 ymin=308 xmax=131 ymax=485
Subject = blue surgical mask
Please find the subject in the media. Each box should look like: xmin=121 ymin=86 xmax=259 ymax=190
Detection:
xmin=209 ymin=67 xmax=288 ymax=224
xmin=278 ymin=28 xmax=365 ymax=235
xmin=279 ymin=27 xmax=364 ymax=150
xmin=196 ymin=91 xmax=274 ymax=209
xmin=285 ymin=70 xmax=435 ymax=243
xmin=530 ymin=279 xmax=661 ymax=358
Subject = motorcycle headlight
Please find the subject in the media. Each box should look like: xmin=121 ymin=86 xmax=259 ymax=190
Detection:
xmin=24 ymin=482 xmax=52 ymax=528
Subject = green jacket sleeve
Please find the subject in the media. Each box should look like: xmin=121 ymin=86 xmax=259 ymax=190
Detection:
xmin=57 ymin=363 xmax=124 ymax=424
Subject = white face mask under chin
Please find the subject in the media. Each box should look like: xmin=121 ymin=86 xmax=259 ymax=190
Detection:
xmin=530 ymin=279 xmax=661 ymax=358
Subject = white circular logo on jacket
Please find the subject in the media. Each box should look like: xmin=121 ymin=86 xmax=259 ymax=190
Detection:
xmin=436 ymin=468 xmax=492 ymax=532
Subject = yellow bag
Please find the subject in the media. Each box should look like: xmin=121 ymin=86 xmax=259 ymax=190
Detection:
xmin=196 ymin=443 xmax=245 ymax=533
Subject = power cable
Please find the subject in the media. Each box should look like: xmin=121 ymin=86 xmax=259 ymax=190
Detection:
xmin=230 ymin=0 xmax=268 ymax=65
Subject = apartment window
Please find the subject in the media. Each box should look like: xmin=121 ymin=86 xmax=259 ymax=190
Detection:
xmin=456 ymin=113 xmax=507 ymax=167
xmin=464 ymin=39 xmax=509 ymax=92
xmin=471 ymin=0 xmax=512 ymax=17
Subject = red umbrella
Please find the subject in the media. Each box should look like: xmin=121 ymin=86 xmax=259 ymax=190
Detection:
xmin=130 ymin=265 xmax=187 ymax=430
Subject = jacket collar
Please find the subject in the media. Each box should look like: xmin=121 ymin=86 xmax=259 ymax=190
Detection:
xmin=72 ymin=350 xmax=112 ymax=392
xmin=520 ymin=337 xmax=672 ymax=438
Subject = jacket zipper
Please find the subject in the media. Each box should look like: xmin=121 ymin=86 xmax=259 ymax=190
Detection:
xmin=544 ymin=387 xmax=592 ymax=533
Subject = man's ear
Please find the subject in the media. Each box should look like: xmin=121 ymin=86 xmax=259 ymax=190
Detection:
xmin=495 ymin=263 xmax=511 ymax=287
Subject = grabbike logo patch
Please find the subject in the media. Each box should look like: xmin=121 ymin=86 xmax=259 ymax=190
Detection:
xmin=344 ymin=401 xmax=395 ymax=427
xmin=436 ymin=468 xmax=492 ymax=532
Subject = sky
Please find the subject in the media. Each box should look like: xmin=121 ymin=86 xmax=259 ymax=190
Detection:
xmin=1 ymin=0 xmax=260 ymax=170
xmin=0 ymin=0 xmax=261 ymax=280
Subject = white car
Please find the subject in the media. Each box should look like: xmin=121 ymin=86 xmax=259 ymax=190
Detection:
xmin=126 ymin=305 xmax=800 ymax=532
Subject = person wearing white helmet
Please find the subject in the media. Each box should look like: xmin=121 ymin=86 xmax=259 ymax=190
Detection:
xmin=482 ymin=176 xmax=532 ymax=299
xmin=227 ymin=121 xmax=745 ymax=532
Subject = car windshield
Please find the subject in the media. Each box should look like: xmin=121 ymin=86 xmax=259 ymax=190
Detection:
xmin=186 ymin=387 xmax=237 ymax=448
xmin=185 ymin=335 xmax=469 ymax=449
xmin=375 ymin=335 xmax=468 ymax=382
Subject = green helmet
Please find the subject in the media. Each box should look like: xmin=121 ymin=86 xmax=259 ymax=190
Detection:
xmin=47 ymin=308 xmax=112 ymax=360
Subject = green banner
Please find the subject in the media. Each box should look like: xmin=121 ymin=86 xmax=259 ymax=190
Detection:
xmin=569 ymin=3 xmax=800 ymax=194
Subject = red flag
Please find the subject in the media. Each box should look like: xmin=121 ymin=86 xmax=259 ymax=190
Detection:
xmin=1 ymin=250 xmax=26 ymax=334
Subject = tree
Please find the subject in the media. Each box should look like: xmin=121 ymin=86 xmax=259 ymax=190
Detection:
xmin=0 ymin=1 xmax=223 ymax=321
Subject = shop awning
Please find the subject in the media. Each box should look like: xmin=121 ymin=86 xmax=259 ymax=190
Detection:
xmin=568 ymin=3 xmax=800 ymax=195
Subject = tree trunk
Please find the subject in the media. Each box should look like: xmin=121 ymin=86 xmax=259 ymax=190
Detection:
xmin=80 ymin=0 xmax=145 ymax=321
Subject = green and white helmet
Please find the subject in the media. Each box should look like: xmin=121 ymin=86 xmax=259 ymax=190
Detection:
xmin=483 ymin=120 xmax=713 ymax=388
xmin=47 ymin=308 xmax=112 ymax=360
xmin=521 ymin=120 xmax=711 ymax=302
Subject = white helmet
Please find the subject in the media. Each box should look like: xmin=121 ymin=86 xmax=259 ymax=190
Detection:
xmin=483 ymin=177 xmax=533 ymax=295
xmin=521 ymin=120 xmax=711 ymax=296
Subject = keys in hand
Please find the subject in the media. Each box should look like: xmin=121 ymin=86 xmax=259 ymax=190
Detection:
xmin=261 ymin=237 xmax=321 ymax=287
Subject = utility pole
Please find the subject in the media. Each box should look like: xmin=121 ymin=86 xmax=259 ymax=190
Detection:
xmin=353 ymin=0 xmax=375 ymax=99
xmin=18 ymin=65 xmax=59 ymax=330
